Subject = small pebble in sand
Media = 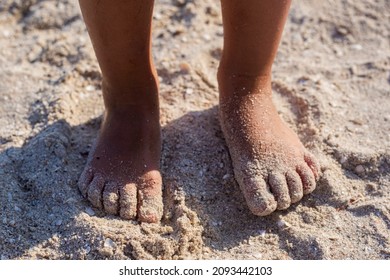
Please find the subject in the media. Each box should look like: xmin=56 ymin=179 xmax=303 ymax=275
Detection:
xmin=332 ymin=213 xmax=340 ymax=220
xmin=277 ymin=219 xmax=285 ymax=227
xmin=14 ymin=206 xmax=21 ymax=212
xmin=277 ymin=219 xmax=291 ymax=228
xmin=185 ymin=88 xmax=194 ymax=95
xmin=354 ymin=165 xmax=365 ymax=174
xmin=258 ymin=230 xmax=266 ymax=237
xmin=339 ymin=155 xmax=348 ymax=164
xmin=153 ymin=13 xmax=162 ymax=20
xmin=351 ymin=44 xmax=363 ymax=50
xmin=54 ymin=219 xmax=63 ymax=226
xmin=222 ymin=174 xmax=231 ymax=180
xmin=85 ymin=207 xmax=95 ymax=216
xmin=104 ymin=238 xmax=116 ymax=248
xmin=202 ymin=34 xmax=211 ymax=41
xmin=85 ymin=85 xmax=95 ymax=92
xmin=65 ymin=197 xmax=77 ymax=204
xmin=179 ymin=62 xmax=191 ymax=74
xmin=9 ymin=220 xmax=15 ymax=226
xmin=2 ymin=30 xmax=10 ymax=38
xmin=161 ymin=61 xmax=170 ymax=69
xmin=252 ymin=253 xmax=262 ymax=259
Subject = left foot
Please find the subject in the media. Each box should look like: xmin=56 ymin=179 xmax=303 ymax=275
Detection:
xmin=218 ymin=71 xmax=320 ymax=216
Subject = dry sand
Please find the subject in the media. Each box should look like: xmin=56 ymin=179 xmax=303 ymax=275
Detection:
xmin=0 ymin=0 xmax=389 ymax=260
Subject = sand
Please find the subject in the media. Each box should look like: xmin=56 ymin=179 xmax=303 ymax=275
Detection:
xmin=0 ymin=0 xmax=389 ymax=260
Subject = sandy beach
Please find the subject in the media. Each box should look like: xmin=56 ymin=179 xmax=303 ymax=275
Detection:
xmin=0 ymin=0 xmax=389 ymax=260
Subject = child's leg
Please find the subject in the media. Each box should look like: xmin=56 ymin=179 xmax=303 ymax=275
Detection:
xmin=218 ymin=0 xmax=320 ymax=216
xmin=78 ymin=0 xmax=162 ymax=223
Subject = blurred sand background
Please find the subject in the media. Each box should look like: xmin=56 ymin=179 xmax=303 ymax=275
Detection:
xmin=0 ymin=0 xmax=389 ymax=259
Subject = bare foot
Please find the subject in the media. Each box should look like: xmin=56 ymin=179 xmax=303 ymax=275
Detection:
xmin=218 ymin=72 xmax=320 ymax=216
xmin=78 ymin=104 xmax=163 ymax=223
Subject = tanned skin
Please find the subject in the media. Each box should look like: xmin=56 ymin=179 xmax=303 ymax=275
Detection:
xmin=78 ymin=0 xmax=320 ymax=222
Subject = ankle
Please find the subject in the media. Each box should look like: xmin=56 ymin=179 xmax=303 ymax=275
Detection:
xmin=102 ymin=78 xmax=159 ymax=112
xmin=217 ymin=66 xmax=272 ymax=102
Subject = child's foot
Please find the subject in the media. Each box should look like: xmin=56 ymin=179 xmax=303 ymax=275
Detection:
xmin=78 ymin=101 xmax=163 ymax=223
xmin=218 ymin=72 xmax=320 ymax=216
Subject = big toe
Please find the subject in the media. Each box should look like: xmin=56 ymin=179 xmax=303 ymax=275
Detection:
xmin=240 ymin=176 xmax=277 ymax=216
xmin=87 ymin=173 xmax=105 ymax=209
xmin=137 ymin=171 xmax=163 ymax=223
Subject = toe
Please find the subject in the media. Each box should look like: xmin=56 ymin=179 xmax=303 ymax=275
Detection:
xmin=78 ymin=168 xmax=93 ymax=197
xmin=304 ymin=152 xmax=321 ymax=180
xmin=240 ymin=176 xmax=277 ymax=216
xmin=268 ymin=173 xmax=291 ymax=210
xmin=137 ymin=171 xmax=163 ymax=223
xmin=285 ymin=171 xmax=303 ymax=203
xmin=87 ymin=173 xmax=105 ymax=209
xmin=103 ymin=181 xmax=119 ymax=215
xmin=119 ymin=183 xmax=137 ymax=220
xmin=296 ymin=164 xmax=316 ymax=195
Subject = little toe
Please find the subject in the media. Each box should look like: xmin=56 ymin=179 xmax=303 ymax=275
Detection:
xmin=304 ymin=152 xmax=321 ymax=180
xmin=103 ymin=181 xmax=119 ymax=215
xmin=240 ymin=176 xmax=277 ymax=216
xmin=78 ymin=168 xmax=93 ymax=197
xmin=137 ymin=172 xmax=163 ymax=223
xmin=87 ymin=173 xmax=105 ymax=209
xmin=296 ymin=165 xmax=316 ymax=195
xmin=119 ymin=183 xmax=137 ymax=220
xmin=268 ymin=173 xmax=291 ymax=210
xmin=285 ymin=171 xmax=303 ymax=203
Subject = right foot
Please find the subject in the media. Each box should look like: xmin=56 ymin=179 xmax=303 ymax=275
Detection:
xmin=78 ymin=104 xmax=163 ymax=223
